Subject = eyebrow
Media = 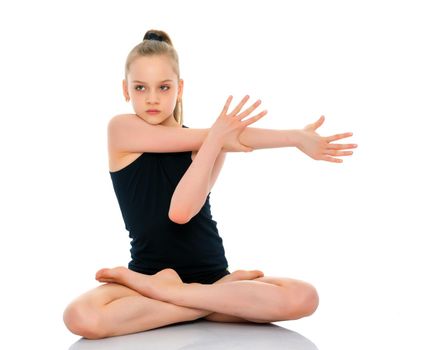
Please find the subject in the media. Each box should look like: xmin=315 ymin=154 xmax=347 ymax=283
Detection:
xmin=131 ymin=79 xmax=174 ymax=84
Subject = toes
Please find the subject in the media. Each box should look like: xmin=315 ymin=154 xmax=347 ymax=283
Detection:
xmin=248 ymin=270 xmax=264 ymax=278
xmin=231 ymin=269 xmax=264 ymax=280
xmin=95 ymin=268 xmax=108 ymax=279
xmin=95 ymin=267 xmax=118 ymax=281
xmin=252 ymin=269 xmax=264 ymax=277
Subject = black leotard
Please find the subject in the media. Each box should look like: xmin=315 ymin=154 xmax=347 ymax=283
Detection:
xmin=109 ymin=125 xmax=229 ymax=282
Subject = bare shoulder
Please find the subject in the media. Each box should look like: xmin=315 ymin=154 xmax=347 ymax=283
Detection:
xmin=107 ymin=114 xmax=143 ymax=173
xmin=108 ymin=113 xmax=140 ymax=127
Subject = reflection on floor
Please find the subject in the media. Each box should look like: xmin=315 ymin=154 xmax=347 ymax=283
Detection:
xmin=69 ymin=319 xmax=318 ymax=349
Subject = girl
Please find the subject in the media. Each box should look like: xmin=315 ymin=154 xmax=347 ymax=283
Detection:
xmin=63 ymin=29 xmax=357 ymax=340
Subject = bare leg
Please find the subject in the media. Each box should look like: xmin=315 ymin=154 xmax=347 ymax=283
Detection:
xmin=64 ymin=283 xmax=204 ymax=339
xmin=64 ymin=269 xmax=264 ymax=339
xmin=96 ymin=267 xmax=318 ymax=322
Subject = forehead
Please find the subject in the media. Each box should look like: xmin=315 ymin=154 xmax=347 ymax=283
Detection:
xmin=128 ymin=55 xmax=177 ymax=83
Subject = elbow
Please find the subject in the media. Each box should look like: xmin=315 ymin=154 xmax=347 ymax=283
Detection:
xmin=168 ymin=208 xmax=191 ymax=225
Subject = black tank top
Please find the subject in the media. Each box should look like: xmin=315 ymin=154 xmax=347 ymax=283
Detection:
xmin=109 ymin=125 xmax=228 ymax=279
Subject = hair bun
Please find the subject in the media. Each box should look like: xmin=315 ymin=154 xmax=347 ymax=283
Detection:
xmin=144 ymin=32 xmax=164 ymax=42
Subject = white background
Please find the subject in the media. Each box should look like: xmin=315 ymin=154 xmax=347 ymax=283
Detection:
xmin=1 ymin=0 xmax=437 ymax=349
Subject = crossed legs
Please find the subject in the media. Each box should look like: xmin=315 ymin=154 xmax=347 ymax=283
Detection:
xmin=63 ymin=267 xmax=318 ymax=339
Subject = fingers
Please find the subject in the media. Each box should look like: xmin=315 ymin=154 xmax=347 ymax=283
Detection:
xmin=322 ymin=133 xmax=357 ymax=163
xmin=304 ymin=115 xmax=325 ymax=131
xmin=326 ymin=142 xmax=358 ymax=150
xmin=242 ymin=145 xmax=254 ymax=152
xmin=223 ymin=94 xmax=267 ymax=126
xmin=228 ymin=95 xmax=250 ymax=116
xmin=236 ymin=99 xmax=263 ymax=120
xmin=314 ymin=115 xmax=325 ymax=129
xmin=320 ymin=148 xmax=355 ymax=163
xmin=225 ymin=95 xmax=263 ymax=120
xmin=325 ymin=132 xmax=354 ymax=142
xmin=221 ymin=95 xmax=234 ymax=115
xmin=323 ymin=149 xmax=354 ymax=156
xmin=321 ymin=155 xmax=344 ymax=163
xmin=241 ymin=109 xmax=268 ymax=126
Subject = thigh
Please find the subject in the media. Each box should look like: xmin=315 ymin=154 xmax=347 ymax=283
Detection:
xmin=252 ymin=275 xmax=319 ymax=318
xmin=203 ymin=272 xmax=318 ymax=323
xmin=64 ymin=282 xmax=204 ymax=338
xmin=68 ymin=282 xmax=143 ymax=309
xmin=202 ymin=269 xmax=270 ymax=323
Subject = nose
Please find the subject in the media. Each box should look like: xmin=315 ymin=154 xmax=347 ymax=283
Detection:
xmin=146 ymin=90 xmax=159 ymax=104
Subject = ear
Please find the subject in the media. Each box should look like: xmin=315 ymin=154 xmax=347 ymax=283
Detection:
xmin=122 ymin=79 xmax=130 ymax=101
xmin=177 ymin=79 xmax=184 ymax=100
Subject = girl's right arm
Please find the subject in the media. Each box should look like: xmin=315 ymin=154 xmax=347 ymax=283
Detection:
xmin=107 ymin=114 xmax=209 ymax=153
xmin=108 ymin=114 xmax=296 ymax=154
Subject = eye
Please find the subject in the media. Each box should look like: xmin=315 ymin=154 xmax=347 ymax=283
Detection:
xmin=134 ymin=85 xmax=169 ymax=91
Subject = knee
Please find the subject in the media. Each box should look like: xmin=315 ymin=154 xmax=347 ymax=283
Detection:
xmin=301 ymin=284 xmax=319 ymax=316
xmin=285 ymin=283 xmax=319 ymax=319
xmin=63 ymin=302 xmax=106 ymax=340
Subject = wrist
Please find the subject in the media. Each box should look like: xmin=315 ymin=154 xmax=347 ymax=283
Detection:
xmin=205 ymin=131 xmax=225 ymax=149
xmin=287 ymin=129 xmax=304 ymax=147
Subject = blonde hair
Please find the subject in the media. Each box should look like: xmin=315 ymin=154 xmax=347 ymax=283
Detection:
xmin=125 ymin=29 xmax=183 ymax=125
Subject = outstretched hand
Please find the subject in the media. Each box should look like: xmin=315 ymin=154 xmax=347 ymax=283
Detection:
xmin=297 ymin=115 xmax=357 ymax=163
xmin=210 ymin=95 xmax=268 ymax=152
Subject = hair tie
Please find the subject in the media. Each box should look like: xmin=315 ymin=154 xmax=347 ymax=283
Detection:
xmin=144 ymin=32 xmax=164 ymax=42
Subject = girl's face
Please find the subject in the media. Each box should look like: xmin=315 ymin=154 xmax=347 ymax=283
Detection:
xmin=123 ymin=55 xmax=183 ymax=127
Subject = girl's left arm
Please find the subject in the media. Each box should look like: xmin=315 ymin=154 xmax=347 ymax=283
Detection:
xmin=192 ymin=149 xmax=226 ymax=195
xmin=239 ymin=116 xmax=357 ymax=163
xmin=169 ymin=132 xmax=223 ymax=224
xmin=209 ymin=151 xmax=226 ymax=192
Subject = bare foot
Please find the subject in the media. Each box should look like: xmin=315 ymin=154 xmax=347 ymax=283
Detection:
xmin=215 ymin=269 xmax=264 ymax=284
xmin=95 ymin=266 xmax=127 ymax=283
xmin=95 ymin=266 xmax=184 ymax=301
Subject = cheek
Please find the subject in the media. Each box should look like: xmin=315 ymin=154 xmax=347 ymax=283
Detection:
xmin=167 ymin=94 xmax=178 ymax=104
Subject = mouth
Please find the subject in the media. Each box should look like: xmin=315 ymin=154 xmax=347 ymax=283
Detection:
xmin=146 ymin=110 xmax=160 ymax=114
